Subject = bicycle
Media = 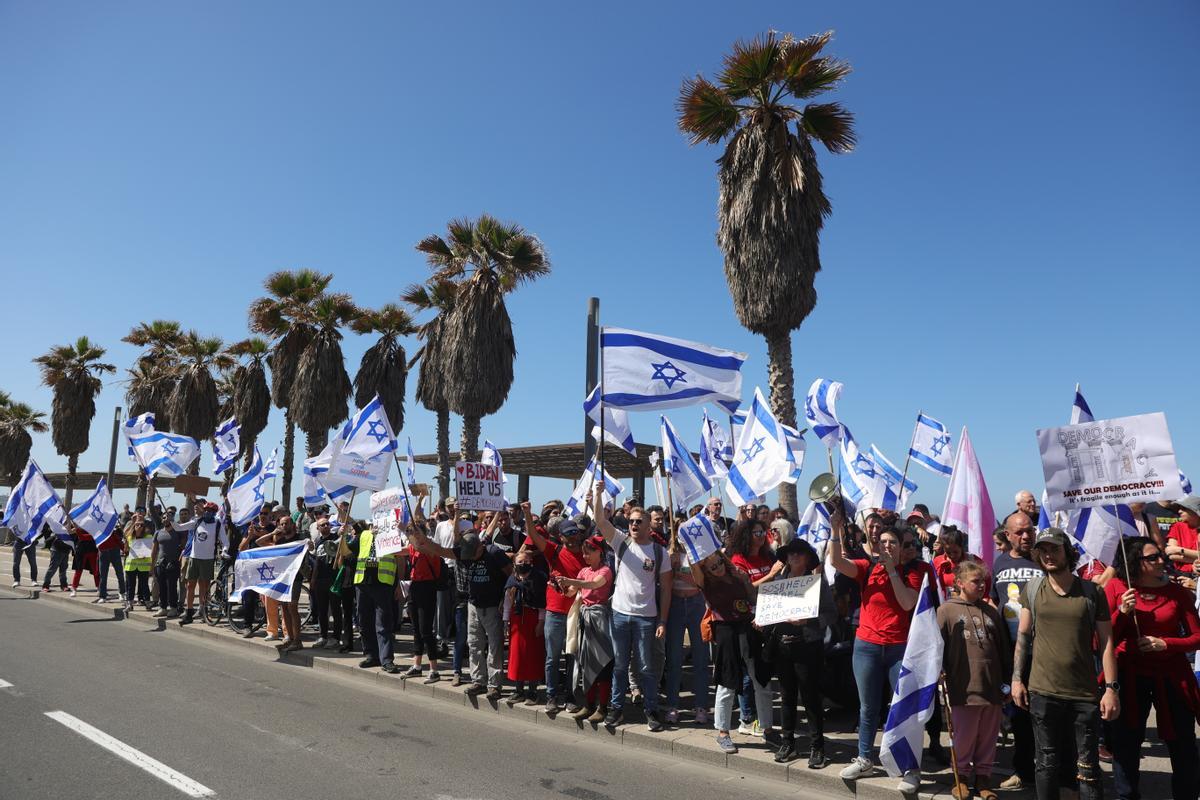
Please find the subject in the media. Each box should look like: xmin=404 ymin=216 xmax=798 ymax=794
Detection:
xmin=202 ymin=557 xmax=233 ymax=626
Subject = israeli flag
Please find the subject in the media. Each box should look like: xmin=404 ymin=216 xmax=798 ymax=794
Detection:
xmin=68 ymin=478 xmax=119 ymax=547
xmin=124 ymin=412 xmax=155 ymax=463
xmin=2 ymin=460 xmax=67 ymax=545
xmin=880 ymin=574 xmax=944 ymax=778
xmin=699 ymin=411 xmax=730 ymax=480
xmin=1070 ymin=385 xmax=1095 ymax=425
xmin=870 ymin=444 xmax=917 ymax=511
xmin=727 ymin=410 xmax=745 ymax=460
xmin=1069 ymin=504 xmax=1137 ymax=566
xmin=227 ymin=447 xmax=273 ymax=527
xmin=565 ymin=457 xmax=625 ymax=517
xmin=212 ymin=416 xmax=240 ymax=475
xmin=406 ymin=437 xmax=417 ymax=485
xmin=584 ymin=385 xmax=637 ymax=457
xmin=661 ymin=415 xmax=712 ymax=508
xmin=677 ymin=513 xmax=723 ymax=565
xmin=804 ymin=378 xmax=845 ymax=448
xmin=841 ymin=430 xmax=888 ymax=510
xmin=481 ymin=438 xmax=509 ymax=504
xmin=126 ymin=420 xmax=200 ymax=478
xmin=780 ymin=424 xmax=807 ymax=485
xmin=725 ymin=388 xmax=793 ymax=507
xmin=600 ymin=326 xmax=746 ymax=411
xmin=797 ymin=500 xmax=833 ymax=545
xmin=228 ymin=541 xmax=308 ymax=603
xmin=339 ymin=394 xmax=398 ymax=461
xmin=303 ymin=438 xmax=355 ymax=505
xmin=908 ymin=413 xmax=953 ymax=477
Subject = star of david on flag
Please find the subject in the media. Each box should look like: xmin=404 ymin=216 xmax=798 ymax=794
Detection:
xmin=870 ymin=444 xmax=918 ymax=511
xmin=779 ymin=424 xmax=807 ymax=485
xmin=600 ymin=326 xmax=745 ymax=412
xmin=660 ymin=415 xmax=711 ymax=508
xmin=212 ymin=416 xmax=241 ymax=475
xmin=908 ymin=413 xmax=954 ymax=477
xmin=676 ymin=513 xmax=723 ymax=565
xmin=880 ymin=574 xmax=944 ymax=778
xmin=339 ymin=394 xmax=397 ymax=461
xmin=698 ymin=410 xmax=730 ymax=480
xmin=650 ymin=360 xmax=687 ymax=389
xmin=227 ymin=447 xmax=272 ymax=527
xmin=229 ymin=541 xmax=308 ymax=604
xmin=3 ymin=460 xmax=69 ymax=545
xmin=125 ymin=419 xmax=200 ymax=478
xmin=725 ymin=388 xmax=793 ymax=507
xmin=804 ymin=378 xmax=846 ymax=448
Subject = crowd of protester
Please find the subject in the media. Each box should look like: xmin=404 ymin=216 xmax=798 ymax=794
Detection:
xmin=9 ymin=486 xmax=1200 ymax=800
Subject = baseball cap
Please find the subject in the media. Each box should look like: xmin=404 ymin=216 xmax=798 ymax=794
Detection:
xmin=558 ymin=518 xmax=581 ymax=537
xmin=1033 ymin=527 xmax=1070 ymax=549
xmin=906 ymin=510 xmax=925 ymax=522
xmin=459 ymin=531 xmax=481 ymax=558
xmin=1174 ymin=496 xmax=1200 ymax=517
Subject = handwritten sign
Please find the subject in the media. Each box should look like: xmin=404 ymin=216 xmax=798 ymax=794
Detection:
xmin=753 ymin=575 xmax=822 ymax=627
xmin=129 ymin=538 xmax=153 ymax=559
xmin=369 ymin=487 xmax=409 ymax=556
xmin=454 ymin=461 xmax=505 ymax=511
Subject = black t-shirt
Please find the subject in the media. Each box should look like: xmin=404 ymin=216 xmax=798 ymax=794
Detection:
xmin=491 ymin=528 xmax=525 ymax=555
xmin=452 ymin=544 xmax=510 ymax=608
xmin=991 ymin=551 xmax=1043 ymax=641
xmin=1146 ymin=502 xmax=1180 ymax=535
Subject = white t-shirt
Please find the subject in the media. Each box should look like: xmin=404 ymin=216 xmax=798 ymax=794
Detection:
xmin=434 ymin=519 xmax=468 ymax=567
xmin=175 ymin=518 xmax=228 ymax=560
xmin=610 ymin=528 xmax=670 ymax=618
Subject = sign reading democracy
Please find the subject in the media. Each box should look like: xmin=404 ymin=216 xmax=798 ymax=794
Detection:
xmin=454 ymin=461 xmax=505 ymax=511
xmin=1037 ymin=412 xmax=1183 ymax=511
xmin=369 ymin=487 xmax=409 ymax=556
xmin=753 ymin=574 xmax=822 ymax=627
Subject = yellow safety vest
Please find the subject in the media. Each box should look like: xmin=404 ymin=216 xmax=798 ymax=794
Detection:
xmin=353 ymin=529 xmax=397 ymax=586
xmin=125 ymin=534 xmax=152 ymax=572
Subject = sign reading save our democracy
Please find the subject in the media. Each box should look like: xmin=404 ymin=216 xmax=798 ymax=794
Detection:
xmin=753 ymin=575 xmax=822 ymax=627
xmin=454 ymin=462 xmax=506 ymax=511
xmin=1037 ymin=412 xmax=1183 ymax=511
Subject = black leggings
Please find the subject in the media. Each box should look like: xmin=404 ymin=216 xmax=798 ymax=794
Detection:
xmin=775 ymin=639 xmax=825 ymax=746
xmin=409 ymin=580 xmax=439 ymax=662
xmin=312 ymin=578 xmax=338 ymax=639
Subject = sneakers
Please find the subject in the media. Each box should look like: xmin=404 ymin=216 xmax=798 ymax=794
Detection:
xmin=286 ymin=640 xmax=303 ymax=652
xmin=774 ymin=734 xmax=797 ymax=763
xmin=808 ymin=746 xmax=828 ymax=770
xmin=543 ymin=696 xmax=561 ymax=714
xmin=898 ymin=769 xmax=921 ymax=794
xmin=403 ymin=665 xmax=423 ymax=678
xmin=716 ymin=733 xmax=738 ymax=754
xmin=451 ymin=673 xmax=466 ymax=687
xmin=165 ymin=608 xmax=181 ymax=619
xmin=523 ymin=694 xmax=541 ymax=707
xmin=69 ymin=588 xmax=78 ymax=597
xmin=381 ymin=662 xmax=401 ymax=674
xmin=647 ymin=712 xmax=664 ymax=732
xmin=313 ymin=638 xmax=329 ymax=649
xmin=241 ymin=629 xmax=256 ymax=639
xmin=40 ymin=585 xmax=52 ymax=593
xmin=603 ymin=708 xmax=624 ymax=730
xmin=752 ymin=720 xmax=767 ymax=738
xmin=664 ymin=708 xmax=679 ymax=724
xmin=998 ymin=775 xmax=1024 ymax=790
xmin=91 ymin=597 xmax=105 ymax=604
xmin=564 ymin=701 xmax=582 ymax=715
xmin=485 ymin=686 xmax=502 ymax=701
xmin=263 ymin=632 xmax=280 ymax=641
xmin=839 ymin=757 xmax=875 ymax=781
xmin=424 ymin=671 xmax=440 ymax=684
xmin=153 ymin=609 xmax=169 ymax=618
xmin=359 ymin=657 xmax=382 ymax=669
xmin=178 ymin=609 xmax=195 ymax=626
xmin=11 ymin=581 xmax=19 ymax=588
xmin=736 ymin=720 xmax=756 ymax=736
xmin=694 ymin=708 xmax=709 ymax=726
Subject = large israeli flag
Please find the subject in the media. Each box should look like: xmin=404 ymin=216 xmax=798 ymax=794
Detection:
xmin=339 ymin=394 xmax=398 ymax=461
xmin=677 ymin=513 xmax=722 ymax=565
xmin=124 ymin=412 xmax=155 ymax=463
xmin=725 ymin=388 xmax=793 ymax=507
xmin=565 ymin=456 xmax=625 ymax=517
xmin=212 ymin=416 xmax=240 ymax=475
xmin=600 ymin=327 xmax=745 ymax=412
xmin=880 ymin=574 xmax=944 ymax=778
xmin=698 ymin=410 xmax=730 ymax=480
xmin=661 ymin=415 xmax=711 ymax=508
xmin=126 ymin=420 xmax=200 ymax=478
xmin=3 ymin=460 xmax=67 ymax=545
xmin=804 ymin=378 xmax=845 ymax=448
xmin=797 ymin=500 xmax=838 ymax=584
xmin=1069 ymin=505 xmax=1137 ymax=566
xmin=303 ymin=438 xmax=355 ymax=506
xmin=908 ymin=413 xmax=953 ymax=477
xmin=227 ymin=447 xmax=273 ymax=527
xmin=841 ymin=430 xmax=888 ymax=510
xmin=68 ymin=478 xmax=119 ymax=547
xmin=780 ymin=424 xmax=807 ymax=485
xmin=584 ymin=385 xmax=637 ymax=457
xmin=870 ymin=444 xmax=917 ymax=511
xmin=228 ymin=541 xmax=308 ymax=603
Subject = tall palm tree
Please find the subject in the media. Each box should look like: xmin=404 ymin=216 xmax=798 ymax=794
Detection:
xmin=351 ymin=304 xmax=415 ymax=436
xmin=227 ymin=337 xmax=272 ymax=470
xmin=677 ymin=30 xmax=855 ymax=517
xmin=416 ymin=215 xmax=550 ymax=461
xmin=291 ymin=293 xmax=357 ymax=457
xmin=123 ymin=320 xmax=184 ymax=430
xmin=166 ymin=332 xmax=234 ymax=477
xmin=402 ymin=279 xmax=458 ymax=500
xmin=33 ymin=337 xmax=116 ymax=506
xmin=249 ymin=269 xmax=331 ymax=508
xmin=0 ymin=398 xmax=48 ymax=487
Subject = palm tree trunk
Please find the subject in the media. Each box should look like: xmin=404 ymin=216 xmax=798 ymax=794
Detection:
xmin=280 ymin=411 xmax=295 ymax=510
xmin=64 ymin=453 xmax=79 ymax=508
xmin=136 ymin=472 xmax=148 ymax=509
xmin=305 ymin=427 xmax=328 ymax=459
xmin=436 ymin=406 xmax=450 ymax=501
xmin=460 ymin=415 xmax=480 ymax=463
xmin=766 ymin=329 xmax=799 ymax=520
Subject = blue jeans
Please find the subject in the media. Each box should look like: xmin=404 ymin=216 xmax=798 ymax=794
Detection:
xmin=452 ymin=604 xmax=469 ymax=675
xmin=664 ymin=594 xmax=710 ymax=710
xmin=97 ymin=549 xmax=126 ymax=599
xmin=543 ymin=611 xmax=569 ymax=700
xmin=12 ymin=539 xmax=37 ymax=583
xmin=851 ymin=638 xmax=906 ymax=760
xmin=611 ymin=611 xmax=657 ymax=712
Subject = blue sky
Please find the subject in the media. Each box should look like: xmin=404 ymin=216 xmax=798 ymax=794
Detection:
xmin=2 ymin=2 xmax=1197 ymax=516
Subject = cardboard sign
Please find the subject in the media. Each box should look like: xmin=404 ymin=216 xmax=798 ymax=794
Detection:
xmin=173 ymin=475 xmax=211 ymax=497
xmin=369 ymin=487 xmax=409 ymax=557
xmin=129 ymin=538 xmax=153 ymax=559
xmin=753 ymin=575 xmax=822 ymax=626
xmin=454 ymin=461 xmax=506 ymax=511
xmin=1038 ymin=412 xmax=1183 ymax=511
xmin=327 ymin=435 xmax=391 ymax=491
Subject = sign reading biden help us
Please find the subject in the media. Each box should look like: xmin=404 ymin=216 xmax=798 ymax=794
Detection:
xmin=1038 ymin=412 xmax=1182 ymax=511
xmin=454 ymin=462 xmax=505 ymax=511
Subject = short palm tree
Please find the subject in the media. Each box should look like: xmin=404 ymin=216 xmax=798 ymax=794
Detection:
xmin=677 ymin=30 xmax=855 ymax=517
xmin=0 ymin=398 xmax=49 ymax=487
xmin=166 ymin=332 xmax=234 ymax=475
xmin=291 ymin=293 xmax=357 ymax=457
xmin=416 ymin=215 xmax=550 ymax=461
xmin=401 ymin=279 xmax=458 ymax=498
xmin=227 ymin=337 xmax=272 ymax=470
xmin=33 ymin=337 xmax=116 ymax=506
xmin=249 ymin=269 xmax=331 ymax=507
xmin=351 ymin=304 xmax=415 ymax=435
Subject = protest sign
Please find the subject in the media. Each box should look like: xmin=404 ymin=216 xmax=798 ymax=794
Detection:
xmin=369 ymin=487 xmax=408 ymax=556
xmin=753 ymin=574 xmax=822 ymax=626
xmin=129 ymin=538 xmax=153 ymax=559
xmin=1038 ymin=412 xmax=1183 ymax=511
xmin=327 ymin=435 xmax=391 ymax=491
xmin=454 ymin=461 xmax=506 ymax=511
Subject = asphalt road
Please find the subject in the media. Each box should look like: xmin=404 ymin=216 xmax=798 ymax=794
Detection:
xmin=0 ymin=591 xmax=832 ymax=800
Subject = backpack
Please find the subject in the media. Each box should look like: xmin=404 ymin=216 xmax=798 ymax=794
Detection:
xmin=1024 ymin=574 xmax=1098 ymax=636
xmin=615 ymin=537 xmax=665 ymax=615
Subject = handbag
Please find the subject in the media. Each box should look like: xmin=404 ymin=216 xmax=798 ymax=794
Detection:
xmin=700 ymin=608 xmax=715 ymax=643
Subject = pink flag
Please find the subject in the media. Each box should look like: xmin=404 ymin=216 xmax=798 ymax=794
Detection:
xmin=941 ymin=427 xmax=997 ymax=567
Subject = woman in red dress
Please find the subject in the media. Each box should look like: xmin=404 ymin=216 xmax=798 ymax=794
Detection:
xmin=504 ymin=546 xmax=548 ymax=706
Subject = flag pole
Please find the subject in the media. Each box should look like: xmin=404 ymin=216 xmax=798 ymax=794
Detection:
xmin=598 ymin=325 xmax=606 ymax=493
xmin=661 ymin=452 xmax=677 ymax=552
xmin=896 ymin=411 xmax=919 ymax=511
xmin=938 ymin=673 xmax=963 ymax=793
xmin=1112 ymin=501 xmax=1141 ymax=637
xmin=390 ymin=453 xmax=416 ymax=524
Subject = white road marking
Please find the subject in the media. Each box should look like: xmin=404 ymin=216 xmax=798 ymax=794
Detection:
xmin=0 ymin=679 xmax=13 ymax=689
xmin=44 ymin=711 xmax=214 ymax=797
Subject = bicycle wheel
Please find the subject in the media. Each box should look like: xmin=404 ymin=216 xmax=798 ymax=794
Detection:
xmin=299 ymin=584 xmax=317 ymax=631
xmin=203 ymin=576 xmax=226 ymax=625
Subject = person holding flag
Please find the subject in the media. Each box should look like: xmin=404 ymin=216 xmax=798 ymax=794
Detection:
xmin=123 ymin=518 xmax=155 ymax=612
xmin=174 ymin=501 xmax=229 ymax=625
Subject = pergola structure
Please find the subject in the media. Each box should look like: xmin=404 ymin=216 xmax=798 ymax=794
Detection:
xmin=43 ymin=471 xmax=219 ymax=501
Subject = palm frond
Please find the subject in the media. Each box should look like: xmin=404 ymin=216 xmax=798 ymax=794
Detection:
xmin=801 ymin=102 xmax=857 ymax=153
xmin=784 ymin=56 xmax=851 ymax=100
xmin=718 ymin=33 xmax=781 ymax=101
xmin=677 ymin=75 xmax=740 ymax=145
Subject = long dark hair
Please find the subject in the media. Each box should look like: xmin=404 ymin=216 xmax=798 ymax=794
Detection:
xmin=727 ymin=519 xmax=772 ymax=559
xmin=1118 ymin=536 xmax=1161 ymax=582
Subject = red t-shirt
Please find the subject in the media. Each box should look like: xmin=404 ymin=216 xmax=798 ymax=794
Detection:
xmin=853 ymin=558 xmax=926 ymax=645
xmin=731 ymin=551 xmax=775 ymax=583
xmin=405 ymin=544 xmax=443 ymax=583
xmin=1168 ymin=521 xmax=1198 ymax=573
xmin=539 ymin=540 xmax=584 ymax=615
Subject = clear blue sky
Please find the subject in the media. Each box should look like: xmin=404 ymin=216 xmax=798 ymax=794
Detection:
xmin=2 ymin=2 xmax=1197 ymax=516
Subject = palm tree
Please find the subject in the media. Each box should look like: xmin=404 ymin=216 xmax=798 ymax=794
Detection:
xmin=291 ymin=293 xmax=357 ymax=457
xmin=33 ymin=337 xmax=116 ymax=506
xmin=227 ymin=337 xmax=272 ymax=470
xmin=416 ymin=215 xmax=550 ymax=461
xmin=677 ymin=30 xmax=856 ymax=517
xmin=249 ymin=269 xmax=331 ymax=508
xmin=123 ymin=320 xmax=184 ymax=430
xmin=0 ymin=398 xmax=49 ymax=487
xmin=351 ymin=304 xmax=415 ymax=436
xmin=166 ymin=332 xmax=234 ymax=477
xmin=402 ymin=279 xmax=458 ymax=500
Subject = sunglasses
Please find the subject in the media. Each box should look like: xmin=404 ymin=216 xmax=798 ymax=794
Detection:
xmin=628 ymin=518 xmax=644 ymax=526
xmin=1143 ymin=553 xmax=1165 ymax=563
